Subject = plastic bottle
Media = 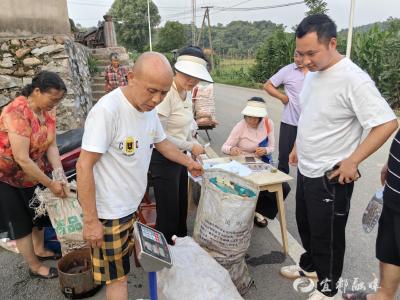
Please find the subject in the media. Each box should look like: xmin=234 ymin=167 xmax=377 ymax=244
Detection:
xmin=269 ymin=158 xmax=278 ymax=173
xmin=362 ymin=187 xmax=384 ymax=233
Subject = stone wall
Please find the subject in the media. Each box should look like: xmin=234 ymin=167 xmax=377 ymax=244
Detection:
xmin=0 ymin=36 xmax=93 ymax=131
xmin=0 ymin=0 xmax=70 ymax=37
xmin=64 ymin=40 xmax=93 ymax=128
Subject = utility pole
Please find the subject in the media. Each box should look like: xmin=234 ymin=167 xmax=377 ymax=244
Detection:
xmin=197 ymin=6 xmax=214 ymax=69
xmin=346 ymin=0 xmax=356 ymax=58
xmin=192 ymin=0 xmax=196 ymax=46
xmin=147 ymin=0 xmax=152 ymax=51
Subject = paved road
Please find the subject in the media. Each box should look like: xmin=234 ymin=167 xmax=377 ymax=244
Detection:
xmin=0 ymin=83 xmax=398 ymax=300
xmin=196 ymin=83 xmax=399 ymax=299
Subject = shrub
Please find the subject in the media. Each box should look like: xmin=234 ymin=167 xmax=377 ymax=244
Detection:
xmin=87 ymin=54 xmax=99 ymax=75
xmin=250 ymin=29 xmax=295 ymax=83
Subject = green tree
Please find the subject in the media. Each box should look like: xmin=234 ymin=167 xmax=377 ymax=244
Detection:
xmin=250 ymin=28 xmax=295 ymax=82
xmin=109 ymin=0 xmax=161 ymax=51
xmin=304 ymin=0 xmax=329 ymax=16
xmin=196 ymin=20 xmax=283 ymax=58
xmin=351 ymin=19 xmax=400 ymax=108
xmin=155 ymin=21 xmax=186 ymax=52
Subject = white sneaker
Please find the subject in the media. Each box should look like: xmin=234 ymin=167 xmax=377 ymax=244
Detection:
xmin=280 ymin=264 xmax=318 ymax=279
xmin=307 ymin=290 xmax=337 ymax=300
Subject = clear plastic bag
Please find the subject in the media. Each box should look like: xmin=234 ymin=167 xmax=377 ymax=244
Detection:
xmin=362 ymin=187 xmax=384 ymax=233
xmin=157 ymin=236 xmax=243 ymax=300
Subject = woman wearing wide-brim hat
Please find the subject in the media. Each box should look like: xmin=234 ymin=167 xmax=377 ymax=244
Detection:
xmin=222 ymin=97 xmax=291 ymax=227
xmin=150 ymin=46 xmax=213 ymax=244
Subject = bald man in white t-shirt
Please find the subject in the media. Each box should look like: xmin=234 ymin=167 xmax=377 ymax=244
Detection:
xmin=76 ymin=52 xmax=202 ymax=300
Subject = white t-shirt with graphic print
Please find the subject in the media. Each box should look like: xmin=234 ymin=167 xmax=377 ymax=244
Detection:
xmin=81 ymin=88 xmax=166 ymax=219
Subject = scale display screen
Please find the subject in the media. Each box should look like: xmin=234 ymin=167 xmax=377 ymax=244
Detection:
xmin=134 ymin=222 xmax=172 ymax=271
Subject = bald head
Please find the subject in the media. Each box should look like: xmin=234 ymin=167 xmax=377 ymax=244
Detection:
xmin=133 ymin=52 xmax=173 ymax=81
xmin=123 ymin=52 xmax=174 ymax=112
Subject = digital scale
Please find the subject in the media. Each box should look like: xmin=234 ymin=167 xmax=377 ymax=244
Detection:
xmin=133 ymin=222 xmax=173 ymax=300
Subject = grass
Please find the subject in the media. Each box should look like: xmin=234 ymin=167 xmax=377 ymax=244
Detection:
xmin=87 ymin=54 xmax=99 ymax=75
xmin=211 ymin=58 xmax=262 ymax=89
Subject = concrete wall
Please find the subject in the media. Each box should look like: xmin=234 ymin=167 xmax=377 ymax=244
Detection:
xmin=0 ymin=0 xmax=70 ymax=37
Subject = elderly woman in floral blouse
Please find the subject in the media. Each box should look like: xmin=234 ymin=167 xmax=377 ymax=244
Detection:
xmin=0 ymin=71 xmax=68 ymax=279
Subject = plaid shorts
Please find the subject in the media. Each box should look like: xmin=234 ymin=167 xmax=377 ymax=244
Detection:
xmin=91 ymin=213 xmax=136 ymax=284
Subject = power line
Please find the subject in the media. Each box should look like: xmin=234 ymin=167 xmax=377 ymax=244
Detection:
xmin=162 ymin=1 xmax=304 ymax=21
xmin=163 ymin=14 xmax=203 ymax=23
xmin=163 ymin=10 xmax=193 ymax=18
xmin=68 ymin=0 xmax=184 ymax=10
xmin=70 ymin=0 xmax=306 ymax=26
xmin=162 ymin=0 xmax=254 ymax=19
xmin=213 ymin=1 xmax=304 ymax=12
xmin=211 ymin=0 xmax=256 ymax=15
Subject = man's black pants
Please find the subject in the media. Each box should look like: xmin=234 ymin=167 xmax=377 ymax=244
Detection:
xmin=296 ymin=171 xmax=354 ymax=297
xmin=149 ymin=150 xmax=188 ymax=244
xmin=278 ymin=122 xmax=297 ymax=174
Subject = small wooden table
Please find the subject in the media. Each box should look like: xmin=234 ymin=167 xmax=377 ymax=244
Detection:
xmin=245 ymin=165 xmax=292 ymax=255
xmin=190 ymin=149 xmax=293 ymax=255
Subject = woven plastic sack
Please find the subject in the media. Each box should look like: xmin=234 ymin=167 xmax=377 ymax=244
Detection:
xmin=32 ymin=184 xmax=86 ymax=254
xmin=193 ymin=169 xmax=259 ymax=295
xmin=157 ymin=236 xmax=243 ymax=300
xmin=193 ymin=84 xmax=217 ymax=122
xmin=33 ymin=187 xmax=83 ymax=241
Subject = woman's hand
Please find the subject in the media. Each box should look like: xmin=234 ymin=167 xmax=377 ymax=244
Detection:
xmin=255 ymin=147 xmax=267 ymax=157
xmin=187 ymin=160 xmax=203 ymax=177
xmin=191 ymin=143 xmax=205 ymax=156
xmin=48 ymin=180 xmax=68 ymax=198
xmin=230 ymin=147 xmax=242 ymax=156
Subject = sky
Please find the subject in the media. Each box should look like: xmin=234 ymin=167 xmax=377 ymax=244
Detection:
xmin=67 ymin=0 xmax=399 ymax=31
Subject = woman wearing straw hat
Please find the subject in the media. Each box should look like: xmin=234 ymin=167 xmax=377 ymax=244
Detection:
xmin=150 ymin=46 xmax=213 ymax=244
xmin=222 ymin=97 xmax=290 ymax=227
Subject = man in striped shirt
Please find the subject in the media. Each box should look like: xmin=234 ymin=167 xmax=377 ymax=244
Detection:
xmin=344 ymin=128 xmax=400 ymax=300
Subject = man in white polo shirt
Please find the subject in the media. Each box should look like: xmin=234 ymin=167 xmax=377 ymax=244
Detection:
xmin=76 ymin=52 xmax=202 ymax=300
xmin=279 ymin=15 xmax=398 ymax=300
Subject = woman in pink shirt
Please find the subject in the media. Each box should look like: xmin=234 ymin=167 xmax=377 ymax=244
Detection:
xmin=222 ymin=97 xmax=290 ymax=227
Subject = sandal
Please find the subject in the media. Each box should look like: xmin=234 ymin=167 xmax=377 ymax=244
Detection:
xmin=254 ymin=213 xmax=268 ymax=228
xmin=29 ymin=267 xmax=58 ymax=279
xmin=342 ymin=291 xmax=369 ymax=300
xmin=37 ymin=253 xmax=62 ymax=261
